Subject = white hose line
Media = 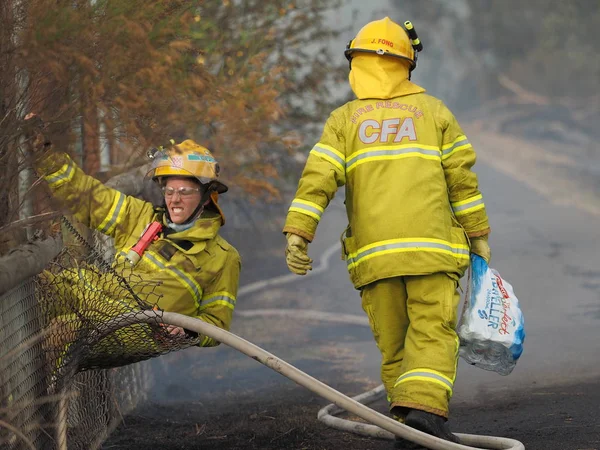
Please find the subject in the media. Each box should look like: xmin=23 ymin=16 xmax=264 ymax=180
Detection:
xmin=237 ymin=308 xmax=369 ymax=326
xmin=237 ymin=242 xmax=342 ymax=297
xmin=317 ymin=384 xmax=523 ymax=450
xmin=237 ymin=309 xmax=524 ymax=450
xmin=318 ymin=384 xmax=393 ymax=440
xmin=111 ymin=310 xmax=523 ymax=450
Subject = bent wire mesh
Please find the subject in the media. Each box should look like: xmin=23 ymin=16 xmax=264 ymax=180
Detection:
xmin=38 ymin=218 xmax=201 ymax=374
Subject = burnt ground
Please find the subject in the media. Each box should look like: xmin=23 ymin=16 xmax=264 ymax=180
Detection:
xmin=100 ymin=285 xmax=600 ymax=449
xmin=101 ymin=216 xmax=600 ymax=450
xmin=100 ymin=355 xmax=600 ymax=450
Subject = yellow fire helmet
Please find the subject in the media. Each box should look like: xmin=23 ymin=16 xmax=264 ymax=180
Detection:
xmin=148 ymin=139 xmax=228 ymax=194
xmin=345 ymin=17 xmax=417 ymax=70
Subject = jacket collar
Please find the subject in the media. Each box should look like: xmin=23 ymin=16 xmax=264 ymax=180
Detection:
xmin=161 ymin=212 xmax=221 ymax=253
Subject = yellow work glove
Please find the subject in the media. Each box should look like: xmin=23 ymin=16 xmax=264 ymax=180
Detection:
xmin=470 ymin=235 xmax=491 ymax=264
xmin=22 ymin=113 xmax=52 ymax=153
xmin=285 ymin=233 xmax=313 ymax=275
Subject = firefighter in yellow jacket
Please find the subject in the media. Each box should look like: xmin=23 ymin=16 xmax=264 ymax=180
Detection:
xmin=283 ymin=18 xmax=491 ymax=445
xmin=29 ymin=121 xmax=241 ymax=352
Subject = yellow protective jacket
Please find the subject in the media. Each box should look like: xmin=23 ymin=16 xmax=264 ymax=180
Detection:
xmin=38 ymin=153 xmax=241 ymax=347
xmin=284 ymin=58 xmax=490 ymax=289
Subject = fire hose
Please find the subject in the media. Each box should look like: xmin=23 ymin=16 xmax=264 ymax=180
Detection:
xmin=111 ymin=309 xmax=524 ymax=450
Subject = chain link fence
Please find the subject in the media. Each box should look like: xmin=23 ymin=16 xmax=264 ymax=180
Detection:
xmin=0 ymin=229 xmax=175 ymax=450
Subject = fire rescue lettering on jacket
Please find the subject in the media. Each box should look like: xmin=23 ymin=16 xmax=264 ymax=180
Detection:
xmin=350 ymin=102 xmax=424 ymax=124
xmin=358 ymin=117 xmax=417 ymax=144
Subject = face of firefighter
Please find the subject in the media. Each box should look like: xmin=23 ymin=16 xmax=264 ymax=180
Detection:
xmin=164 ymin=177 xmax=203 ymax=224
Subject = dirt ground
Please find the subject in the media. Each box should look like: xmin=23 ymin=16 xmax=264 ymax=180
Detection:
xmin=101 ymin=377 xmax=600 ymax=450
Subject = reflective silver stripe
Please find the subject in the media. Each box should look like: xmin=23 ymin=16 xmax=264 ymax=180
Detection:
xmin=452 ymin=196 xmax=485 ymax=216
xmin=347 ymin=147 xmax=440 ymax=169
xmin=78 ymin=268 xmax=101 ymax=293
xmin=453 ymin=197 xmax=484 ymax=212
xmin=45 ymin=160 xmax=75 ymax=186
xmin=98 ymin=192 xmax=126 ymax=234
xmin=310 ymin=144 xmax=345 ymax=169
xmin=347 ymin=240 xmax=469 ymax=268
xmin=441 ymin=138 xmax=470 ymax=158
xmin=201 ymin=293 xmax=236 ymax=310
xmin=290 ymin=201 xmax=322 ymax=217
xmin=289 ymin=199 xmax=324 ymax=222
xmin=77 ymin=268 xmax=133 ymax=308
xmin=145 ymin=252 xmax=202 ymax=306
xmin=395 ymin=371 xmax=453 ymax=392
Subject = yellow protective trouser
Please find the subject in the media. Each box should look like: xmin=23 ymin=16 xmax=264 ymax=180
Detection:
xmin=40 ymin=268 xmax=159 ymax=367
xmin=360 ymin=273 xmax=461 ymax=418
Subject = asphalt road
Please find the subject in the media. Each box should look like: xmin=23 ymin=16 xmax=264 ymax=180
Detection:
xmin=103 ymin=130 xmax=600 ymax=450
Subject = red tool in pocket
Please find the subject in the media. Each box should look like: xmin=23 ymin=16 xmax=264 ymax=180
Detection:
xmin=126 ymin=221 xmax=163 ymax=265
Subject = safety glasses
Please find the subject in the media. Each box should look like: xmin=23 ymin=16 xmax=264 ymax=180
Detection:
xmin=162 ymin=186 xmax=202 ymax=197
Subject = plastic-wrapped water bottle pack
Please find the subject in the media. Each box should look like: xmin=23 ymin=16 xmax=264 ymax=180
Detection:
xmin=458 ymin=254 xmax=526 ymax=376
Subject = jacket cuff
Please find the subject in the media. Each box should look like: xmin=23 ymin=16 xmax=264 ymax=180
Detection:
xmin=283 ymin=211 xmax=318 ymax=242
xmin=467 ymin=227 xmax=491 ymax=238
xmin=282 ymin=226 xmax=314 ymax=243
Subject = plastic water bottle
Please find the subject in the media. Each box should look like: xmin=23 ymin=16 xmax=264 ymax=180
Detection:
xmin=459 ymin=340 xmax=516 ymax=376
